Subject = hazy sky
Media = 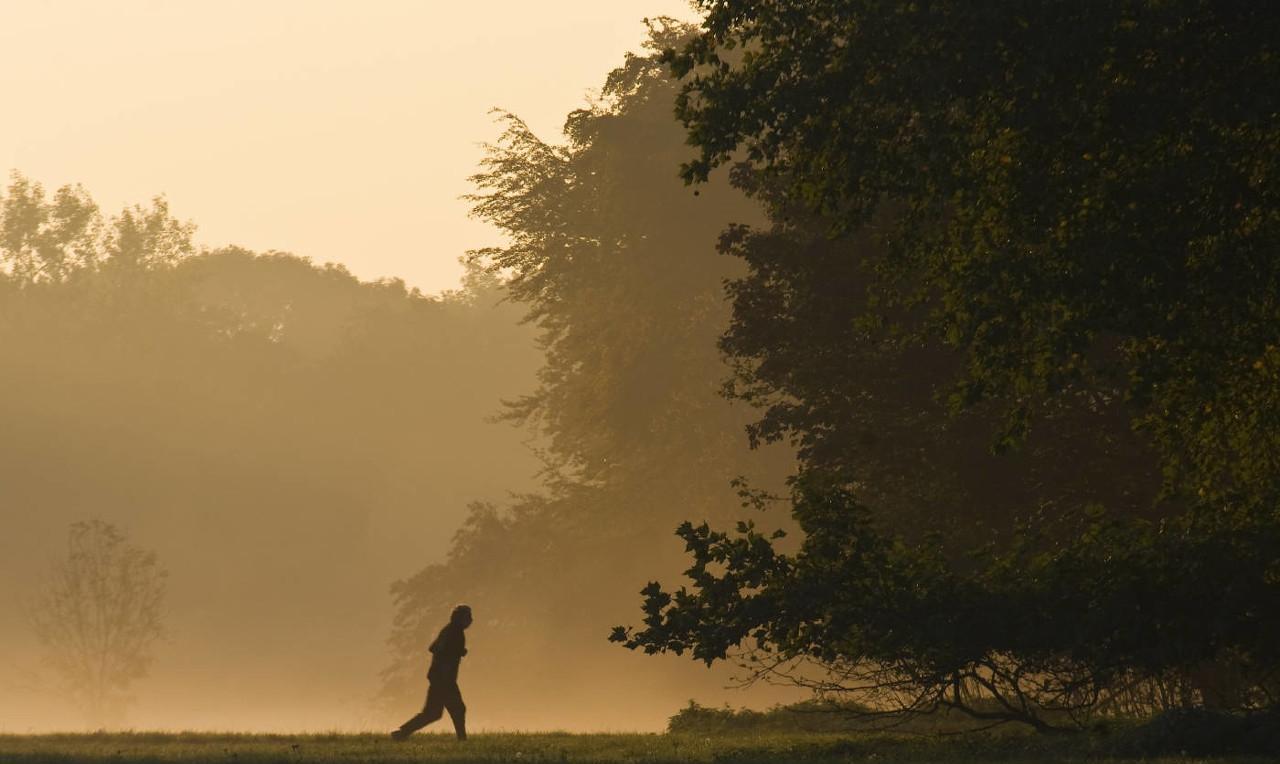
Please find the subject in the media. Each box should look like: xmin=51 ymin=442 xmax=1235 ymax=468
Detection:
xmin=0 ymin=1 xmax=697 ymax=294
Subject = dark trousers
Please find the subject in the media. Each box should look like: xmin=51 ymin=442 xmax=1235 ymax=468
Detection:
xmin=397 ymin=681 xmax=466 ymax=740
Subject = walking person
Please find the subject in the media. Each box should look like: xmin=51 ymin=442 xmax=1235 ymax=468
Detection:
xmin=391 ymin=604 xmax=472 ymax=741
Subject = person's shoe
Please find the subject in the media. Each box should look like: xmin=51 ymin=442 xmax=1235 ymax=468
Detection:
xmin=390 ymin=729 xmax=411 ymax=741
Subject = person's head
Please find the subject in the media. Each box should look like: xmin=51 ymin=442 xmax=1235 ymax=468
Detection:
xmin=450 ymin=604 xmax=473 ymax=629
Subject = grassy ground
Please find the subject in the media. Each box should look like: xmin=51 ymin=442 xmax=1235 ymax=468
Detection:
xmin=0 ymin=731 xmax=1272 ymax=764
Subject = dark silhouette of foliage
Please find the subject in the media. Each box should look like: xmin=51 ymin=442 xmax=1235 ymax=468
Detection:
xmin=667 ymin=1 xmax=1280 ymax=508
xmin=1116 ymin=708 xmax=1280 ymax=757
xmin=715 ymin=211 xmax=1164 ymax=544
xmin=616 ymin=480 xmax=1280 ymax=731
xmin=615 ymin=1 xmax=1280 ymax=730
xmin=382 ymin=21 xmax=796 ymax=728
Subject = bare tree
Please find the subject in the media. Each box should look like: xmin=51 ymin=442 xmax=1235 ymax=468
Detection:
xmin=28 ymin=520 xmax=167 ymax=726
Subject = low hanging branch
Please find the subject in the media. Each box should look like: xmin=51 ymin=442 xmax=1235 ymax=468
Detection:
xmin=612 ymin=479 xmax=1280 ymax=731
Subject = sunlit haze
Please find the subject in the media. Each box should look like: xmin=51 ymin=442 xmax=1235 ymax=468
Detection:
xmin=0 ymin=0 xmax=695 ymax=294
xmin=0 ymin=0 xmax=806 ymax=734
xmin=4 ymin=0 xmax=1261 ymax=750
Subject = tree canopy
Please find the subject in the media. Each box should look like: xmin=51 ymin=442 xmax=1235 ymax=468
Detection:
xmin=667 ymin=1 xmax=1280 ymax=508
xmin=614 ymin=1 xmax=1280 ymax=729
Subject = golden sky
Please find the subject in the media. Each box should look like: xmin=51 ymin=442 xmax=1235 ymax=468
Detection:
xmin=0 ymin=0 xmax=696 ymax=294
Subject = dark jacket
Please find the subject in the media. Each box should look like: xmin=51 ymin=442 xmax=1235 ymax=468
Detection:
xmin=427 ymin=622 xmax=467 ymax=684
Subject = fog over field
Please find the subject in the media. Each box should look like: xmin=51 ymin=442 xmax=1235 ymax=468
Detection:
xmin=4 ymin=0 xmax=1278 ymax=747
xmin=0 ymin=250 xmax=540 ymax=730
xmin=0 ymin=4 xmax=803 ymax=733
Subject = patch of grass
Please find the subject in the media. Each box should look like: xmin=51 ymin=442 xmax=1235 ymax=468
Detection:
xmin=0 ymin=731 xmax=1275 ymax=764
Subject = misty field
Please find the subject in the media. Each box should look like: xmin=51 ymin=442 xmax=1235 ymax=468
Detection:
xmin=0 ymin=732 xmax=1272 ymax=764
xmin=5 ymin=2 xmax=1280 ymax=755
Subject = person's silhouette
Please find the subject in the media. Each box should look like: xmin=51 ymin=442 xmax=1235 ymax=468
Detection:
xmin=391 ymin=604 xmax=472 ymax=741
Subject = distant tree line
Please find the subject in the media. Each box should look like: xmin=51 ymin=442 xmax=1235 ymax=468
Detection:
xmin=0 ymin=171 xmax=540 ymax=727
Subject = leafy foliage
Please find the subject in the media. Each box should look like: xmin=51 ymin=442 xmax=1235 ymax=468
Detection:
xmin=382 ymin=22 xmax=796 ymax=727
xmin=715 ymin=212 xmax=1163 ymax=542
xmin=616 ymin=480 xmax=1280 ymax=730
xmin=667 ymin=1 xmax=1280 ymax=507
xmin=612 ymin=1 xmax=1280 ymax=731
xmin=0 ymin=174 xmax=101 ymax=283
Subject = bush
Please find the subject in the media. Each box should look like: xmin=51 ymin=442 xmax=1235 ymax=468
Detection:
xmin=668 ymin=701 xmax=869 ymax=735
xmin=666 ymin=699 xmax=1036 ymax=736
xmin=1112 ymin=708 xmax=1280 ymax=757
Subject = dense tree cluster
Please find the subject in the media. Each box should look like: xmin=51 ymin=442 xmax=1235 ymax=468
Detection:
xmin=614 ymin=1 xmax=1280 ymax=730
xmin=666 ymin=1 xmax=1280 ymax=507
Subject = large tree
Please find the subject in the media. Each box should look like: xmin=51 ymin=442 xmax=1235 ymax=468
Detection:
xmin=668 ymin=1 xmax=1280 ymax=508
xmin=615 ymin=1 xmax=1280 ymax=728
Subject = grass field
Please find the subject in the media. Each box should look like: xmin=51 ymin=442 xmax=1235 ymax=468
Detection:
xmin=0 ymin=731 xmax=1271 ymax=764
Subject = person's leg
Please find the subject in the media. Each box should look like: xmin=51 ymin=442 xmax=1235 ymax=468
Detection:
xmin=443 ymin=684 xmax=467 ymax=741
xmin=392 ymin=685 xmax=446 ymax=738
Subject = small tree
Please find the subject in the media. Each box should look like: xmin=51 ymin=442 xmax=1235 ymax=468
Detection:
xmin=29 ymin=520 xmax=167 ymax=726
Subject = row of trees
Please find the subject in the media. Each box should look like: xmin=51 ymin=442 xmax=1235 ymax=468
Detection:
xmin=0 ymin=172 xmax=542 ymax=729
xmin=614 ymin=1 xmax=1280 ymax=730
